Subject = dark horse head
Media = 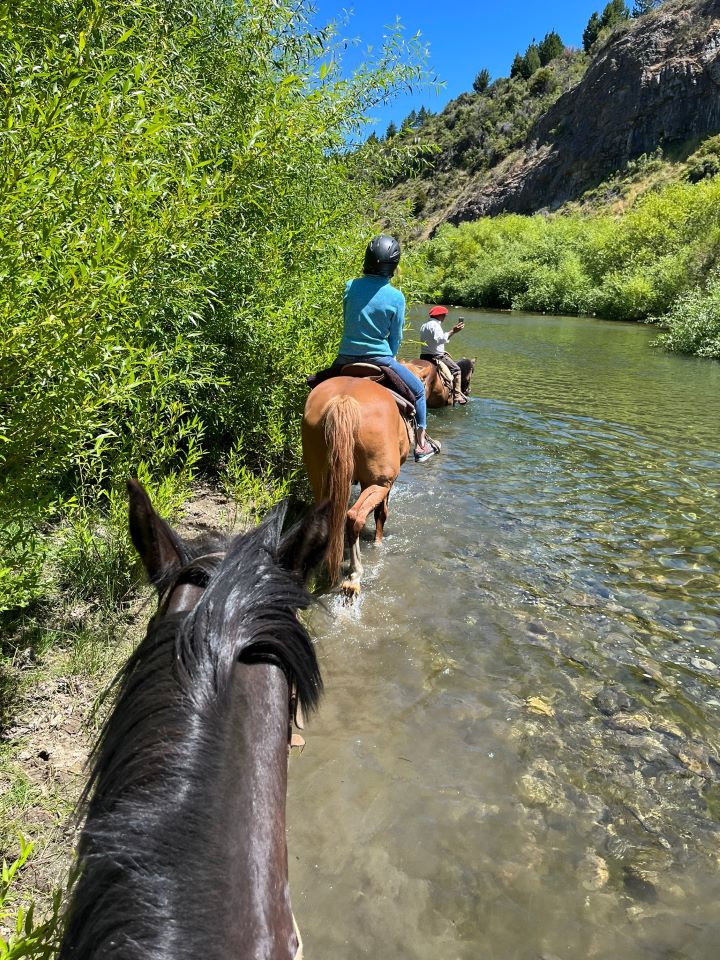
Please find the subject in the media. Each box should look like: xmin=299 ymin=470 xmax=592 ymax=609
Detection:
xmin=458 ymin=357 xmax=476 ymax=397
xmin=58 ymin=479 xmax=329 ymax=960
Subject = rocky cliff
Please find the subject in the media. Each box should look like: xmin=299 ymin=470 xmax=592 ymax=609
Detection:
xmin=445 ymin=0 xmax=720 ymax=224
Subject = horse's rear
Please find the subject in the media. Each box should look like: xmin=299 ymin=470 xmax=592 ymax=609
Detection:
xmin=302 ymin=376 xmax=410 ymax=596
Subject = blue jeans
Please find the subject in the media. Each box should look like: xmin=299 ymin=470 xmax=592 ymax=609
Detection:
xmin=335 ymin=354 xmax=427 ymax=429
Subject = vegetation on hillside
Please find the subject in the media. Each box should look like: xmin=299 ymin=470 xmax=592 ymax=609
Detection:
xmin=582 ymin=0 xmax=631 ymax=52
xmin=384 ymin=46 xmax=588 ymax=221
xmin=408 ymin=159 xmax=720 ymax=358
xmin=0 ymin=0 xmax=428 ymax=618
xmin=383 ymin=0 xmax=683 ymax=227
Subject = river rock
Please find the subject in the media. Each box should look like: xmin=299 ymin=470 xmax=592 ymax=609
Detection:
xmin=518 ymin=759 xmax=566 ymax=809
xmin=690 ymin=656 xmax=718 ymax=673
xmin=608 ymin=712 xmax=653 ymax=734
xmin=594 ymin=686 xmax=636 ymax=716
xmin=623 ymin=865 xmax=659 ymax=903
xmin=579 ymin=852 xmax=610 ymax=891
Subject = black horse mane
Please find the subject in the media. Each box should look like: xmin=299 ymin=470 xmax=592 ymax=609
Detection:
xmin=59 ymin=505 xmax=322 ymax=959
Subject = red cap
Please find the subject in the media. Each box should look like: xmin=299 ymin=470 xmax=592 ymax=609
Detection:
xmin=428 ymin=305 xmax=448 ymax=318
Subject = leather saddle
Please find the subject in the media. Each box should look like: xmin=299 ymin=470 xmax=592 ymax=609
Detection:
xmin=307 ymin=362 xmax=416 ymax=420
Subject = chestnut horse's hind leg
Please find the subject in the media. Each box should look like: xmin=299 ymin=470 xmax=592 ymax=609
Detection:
xmin=342 ymin=483 xmax=390 ymax=598
xmin=373 ymin=495 xmax=389 ymax=544
xmin=342 ymin=516 xmax=364 ymax=600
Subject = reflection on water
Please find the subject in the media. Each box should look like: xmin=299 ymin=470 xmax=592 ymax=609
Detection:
xmin=288 ymin=310 xmax=720 ymax=959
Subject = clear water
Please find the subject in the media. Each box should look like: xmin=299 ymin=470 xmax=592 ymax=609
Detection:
xmin=288 ymin=309 xmax=720 ymax=959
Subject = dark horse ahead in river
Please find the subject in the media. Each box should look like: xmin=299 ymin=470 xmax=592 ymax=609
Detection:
xmin=403 ymin=356 xmax=475 ymax=408
xmin=58 ymin=480 xmax=328 ymax=960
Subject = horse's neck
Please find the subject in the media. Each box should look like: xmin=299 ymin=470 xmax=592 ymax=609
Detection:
xmin=220 ymin=662 xmax=297 ymax=959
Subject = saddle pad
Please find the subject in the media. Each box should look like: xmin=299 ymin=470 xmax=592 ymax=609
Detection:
xmin=307 ymin=362 xmax=417 ymax=410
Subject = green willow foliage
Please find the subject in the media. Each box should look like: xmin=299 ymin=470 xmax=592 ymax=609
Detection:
xmin=410 ymin=174 xmax=720 ymax=358
xmin=0 ymin=838 xmax=64 ymax=959
xmin=0 ymin=0 xmax=427 ymax=611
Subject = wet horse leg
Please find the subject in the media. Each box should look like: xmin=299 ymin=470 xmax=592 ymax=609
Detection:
xmin=341 ymin=516 xmax=364 ymax=599
xmin=373 ymin=495 xmax=389 ymax=543
xmin=342 ymin=483 xmax=389 ymax=597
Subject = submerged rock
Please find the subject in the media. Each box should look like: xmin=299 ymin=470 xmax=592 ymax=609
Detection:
xmin=594 ymin=686 xmax=636 ymax=716
xmin=622 ymin=865 xmax=659 ymax=903
xmin=579 ymin=851 xmax=610 ymax=891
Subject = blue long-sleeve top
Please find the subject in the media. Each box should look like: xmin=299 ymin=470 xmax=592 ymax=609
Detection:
xmin=337 ymin=275 xmax=406 ymax=358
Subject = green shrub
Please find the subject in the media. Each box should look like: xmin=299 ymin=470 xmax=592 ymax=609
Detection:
xmin=515 ymin=256 xmax=595 ymax=315
xmin=0 ymin=838 xmax=64 ymax=959
xmin=652 ymin=272 xmax=720 ymax=358
xmin=529 ymin=68 xmax=558 ymax=97
xmin=0 ymin=0 xmax=428 ymax=613
xmin=408 ymin=173 xmax=720 ymax=353
xmin=686 ymin=135 xmax=720 ymax=183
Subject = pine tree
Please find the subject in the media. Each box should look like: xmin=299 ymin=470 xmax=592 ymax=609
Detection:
xmin=521 ymin=44 xmax=541 ymax=79
xmin=385 ymin=120 xmax=397 ymax=140
xmin=632 ymin=0 xmax=661 ymax=14
xmin=473 ymin=68 xmax=491 ymax=94
xmin=417 ymin=106 xmax=431 ymax=124
xmin=600 ymin=0 xmax=630 ymax=29
xmin=510 ymin=53 xmax=525 ymax=78
xmin=582 ymin=11 xmax=602 ymax=51
xmin=538 ymin=30 xmax=564 ymax=66
xmin=401 ymin=109 xmax=418 ymax=130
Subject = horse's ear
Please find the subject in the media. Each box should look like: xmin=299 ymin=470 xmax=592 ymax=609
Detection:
xmin=278 ymin=502 xmax=331 ymax=582
xmin=127 ymin=478 xmax=186 ymax=589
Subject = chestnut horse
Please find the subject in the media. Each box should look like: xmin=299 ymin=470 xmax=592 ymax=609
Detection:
xmin=402 ymin=357 xmax=476 ymax=408
xmin=59 ymin=480 xmax=328 ymax=960
xmin=302 ymin=376 xmax=410 ymax=597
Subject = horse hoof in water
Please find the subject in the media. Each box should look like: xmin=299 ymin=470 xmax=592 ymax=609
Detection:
xmin=341 ymin=580 xmax=361 ymax=603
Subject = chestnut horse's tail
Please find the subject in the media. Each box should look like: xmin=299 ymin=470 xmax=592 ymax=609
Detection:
xmin=323 ymin=395 xmax=360 ymax=582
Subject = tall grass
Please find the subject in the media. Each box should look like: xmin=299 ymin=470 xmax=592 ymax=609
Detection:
xmin=408 ymin=173 xmax=720 ymax=357
xmin=0 ymin=0 xmax=428 ymax=612
xmin=0 ymin=838 xmax=64 ymax=958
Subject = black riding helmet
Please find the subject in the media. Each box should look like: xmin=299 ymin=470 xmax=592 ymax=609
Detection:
xmin=363 ymin=235 xmax=401 ymax=277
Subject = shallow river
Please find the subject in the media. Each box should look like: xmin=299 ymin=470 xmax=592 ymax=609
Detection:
xmin=288 ymin=308 xmax=720 ymax=960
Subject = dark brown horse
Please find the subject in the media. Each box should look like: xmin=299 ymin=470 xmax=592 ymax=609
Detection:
xmin=302 ymin=376 xmax=410 ymax=597
xmin=58 ymin=480 xmax=328 ymax=960
xmin=402 ymin=357 xmax=476 ymax=408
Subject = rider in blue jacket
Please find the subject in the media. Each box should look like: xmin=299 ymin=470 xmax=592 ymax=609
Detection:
xmin=333 ymin=236 xmax=438 ymax=462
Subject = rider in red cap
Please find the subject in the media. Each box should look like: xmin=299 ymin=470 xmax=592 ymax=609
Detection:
xmin=420 ymin=306 xmax=467 ymax=405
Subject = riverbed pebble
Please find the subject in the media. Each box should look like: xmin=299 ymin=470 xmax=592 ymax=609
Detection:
xmin=594 ymin=686 xmax=635 ymax=716
xmin=690 ymin=657 xmax=717 ymax=673
xmin=579 ymin=851 xmax=610 ymax=890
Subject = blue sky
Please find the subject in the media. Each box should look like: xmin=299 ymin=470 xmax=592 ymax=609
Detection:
xmin=310 ymin=1 xmax=604 ymax=136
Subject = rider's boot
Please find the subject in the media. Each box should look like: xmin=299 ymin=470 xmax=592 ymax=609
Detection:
xmin=452 ymin=372 xmax=467 ymax=406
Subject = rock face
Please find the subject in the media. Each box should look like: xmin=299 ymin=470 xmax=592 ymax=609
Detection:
xmin=447 ymin=0 xmax=720 ymax=224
